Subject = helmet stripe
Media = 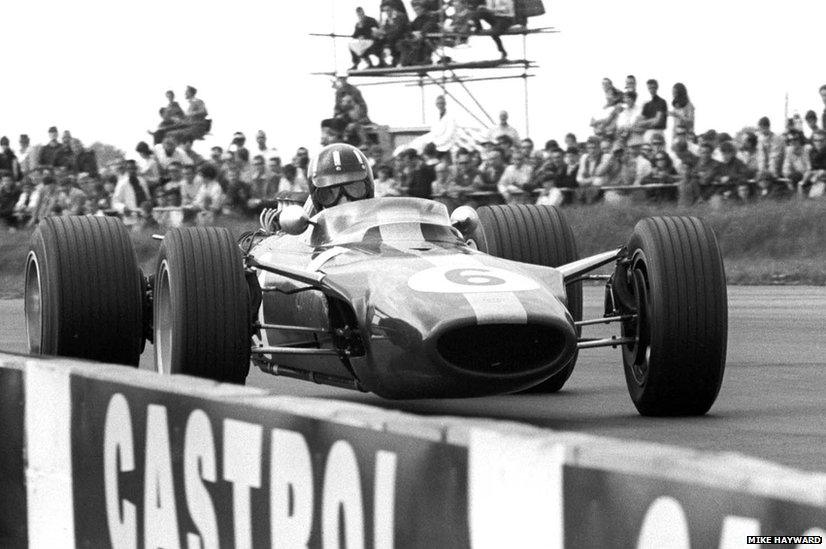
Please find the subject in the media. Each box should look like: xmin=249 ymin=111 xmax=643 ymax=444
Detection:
xmin=332 ymin=150 xmax=342 ymax=170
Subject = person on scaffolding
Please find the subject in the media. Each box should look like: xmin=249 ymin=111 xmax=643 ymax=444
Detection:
xmin=349 ymin=7 xmax=380 ymax=69
xmin=398 ymin=0 xmax=440 ymax=66
xmin=371 ymin=1 xmax=409 ymax=66
xmin=467 ymin=0 xmax=515 ymax=60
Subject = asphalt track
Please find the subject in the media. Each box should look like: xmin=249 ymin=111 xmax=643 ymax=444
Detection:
xmin=1 ymin=286 xmax=824 ymax=472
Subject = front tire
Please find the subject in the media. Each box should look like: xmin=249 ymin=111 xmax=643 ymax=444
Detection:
xmin=472 ymin=204 xmax=582 ymax=392
xmin=153 ymin=227 xmax=251 ymax=384
xmin=619 ymin=216 xmax=727 ymax=416
xmin=25 ymin=216 xmax=144 ymax=365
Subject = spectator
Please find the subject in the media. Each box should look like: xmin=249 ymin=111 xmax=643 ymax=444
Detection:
xmin=184 ymin=85 xmax=208 ymax=123
xmin=497 ymin=145 xmax=534 ymax=203
xmin=112 ymin=160 xmax=152 ymax=216
xmin=179 ymin=164 xmax=200 ymax=206
xmin=72 ymin=139 xmax=98 ymax=178
xmin=246 ymin=155 xmax=276 ymax=210
xmin=594 ymin=140 xmax=625 ymax=203
xmin=278 ymin=163 xmax=300 ymax=193
xmin=155 ymin=136 xmax=192 ymax=172
xmin=398 ymin=95 xmax=457 ymax=155
xmin=804 ymin=130 xmax=826 ymax=197
xmin=350 ymin=7 xmax=381 ymax=69
xmin=717 ymin=141 xmax=750 ymax=201
xmin=398 ymin=0 xmax=439 ymax=66
xmin=480 ymin=146 xmax=507 ymax=190
xmin=642 ymin=150 xmax=679 ymax=202
xmin=179 ymin=136 xmax=205 ymax=166
xmin=669 ymin=82 xmax=695 ymax=137
xmin=625 ymin=74 xmax=637 ymax=93
xmin=737 ymin=132 xmax=759 ymax=179
xmin=30 ymin=174 xmax=58 ymax=225
xmin=430 ymin=162 xmax=451 ymax=196
xmin=804 ymin=110 xmax=819 ymax=142
xmin=267 ymin=156 xmax=283 ymax=182
xmin=820 ymin=84 xmax=826 ymax=131
xmin=52 ymin=131 xmax=76 ymax=172
xmin=447 ymin=149 xmax=484 ymax=204
xmin=782 ymin=131 xmax=811 ymax=192
xmin=162 ymin=90 xmax=185 ymax=123
xmin=12 ymin=179 xmax=35 ymax=227
xmin=469 ymin=0 xmax=515 ymax=60
xmin=398 ymin=148 xmax=435 ymax=198
xmin=671 ymin=141 xmax=699 ymax=204
xmin=487 ymin=110 xmax=520 ymax=147
xmin=591 ymin=87 xmax=622 ymax=139
xmin=622 ymin=142 xmax=653 ymax=187
xmin=253 ymin=130 xmax=279 ymax=164
xmin=616 ymin=90 xmax=644 ymax=145
xmin=576 ymin=137 xmax=602 ymax=202
xmin=228 ymin=131 xmax=250 ymax=167
xmin=0 ymin=171 xmax=20 ymax=228
xmin=18 ymin=134 xmax=36 ymax=177
xmin=38 ymin=127 xmax=61 ymax=167
xmin=755 ymin=116 xmax=785 ymax=179
xmin=0 ymin=137 xmax=21 ymax=181
xmin=194 ymin=164 xmax=224 ymax=213
xmin=136 ymin=142 xmax=161 ymax=191
xmin=224 ymin=169 xmax=250 ymax=213
xmin=648 ymin=131 xmax=671 ymax=165
xmin=563 ymin=133 xmax=579 ymax=153
xmin=374 ymin=165 xmax=403 ymax=197
xmin=640 ymin=79 xmax=668 ymax=141
xmin=373 ymin=3 xmax=409 ymax=66
xmin=333 ymin=77 xmax=370 ymax=122
xmin=293 ymin=147 xmax=311 ymax=191
xmin=695 ymin=142 xmax=722 ymax=200
xmin=160 ymin=161 xmax=185 ymax=205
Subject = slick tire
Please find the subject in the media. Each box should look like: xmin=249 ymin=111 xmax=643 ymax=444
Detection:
xmin=154 ymin=227 xmax=251 ymax=384
xmin=25 ymin=215 xmax=144 ymax=366
xmin=472 ymin=204 xmax=582 ymax=393
xmin=620 ymin=216 xmax=727 ymax=416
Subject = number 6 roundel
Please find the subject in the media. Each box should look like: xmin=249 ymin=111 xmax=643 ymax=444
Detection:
xmin=408 ymin=266 xmax=540 ymax=293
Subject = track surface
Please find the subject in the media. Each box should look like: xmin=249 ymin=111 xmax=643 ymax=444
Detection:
xmin=2 ymin=286 xmax=824 ymax=472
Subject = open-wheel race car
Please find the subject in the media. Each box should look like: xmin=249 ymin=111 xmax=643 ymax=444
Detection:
xmin=24 ymin=197 xmax=728 ymax=416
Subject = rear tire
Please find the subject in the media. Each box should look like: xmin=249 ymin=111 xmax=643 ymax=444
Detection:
xmin=472 ymin=204 xmax=582 ymax=392
xmin=24 ymin=216 xmax=143 ymax=366
xmin=153 ymin=227 xmax=251 ymax=384
xmin=619 ymin=216 xmax=727 ymax=416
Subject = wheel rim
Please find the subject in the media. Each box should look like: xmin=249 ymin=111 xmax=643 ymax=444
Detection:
xmin=622 ymin=254 xmax=652 ymax=386
xmin=24 ymin=252 xmax=43 ymax=354
xmin=154 ymin=260 xmax=175 ymax=375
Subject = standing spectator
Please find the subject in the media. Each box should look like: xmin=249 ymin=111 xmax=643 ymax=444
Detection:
xmin=193 ymin=164 xmax=224 ymax=214
xmin=136 ymin=142 xmax=161 ymax=191
xmin=755 ymin=117 xmax=785 ymax=179
xmin=0 ymin=137 xmax=21 ymax=181
xmin=267 ymin=156 xmax=283 ymax=183
xmin=487 ymin=110 xmax=520 ymax=147
xmin=278 ymin=164 xmax=300 ymax=193
xmin=820 ymin=84 xmax=826 ymax=131
xmin=625 ymin=74 xmax=637 ymax=93
xmin=253 ymin=130 xmax=279 ymax=164
xmin=112 ymin=160 xmax=152 ymax=216
xmin=497 ymin=146 xmax=534 ymax=203
xmin=18 ymin=135 xmax=36 ymax=177
xmin=640 ymin=79 xmax=668 ymax=141
xmin=350 ymin=6 xmax=380 ymax=69
xmin=669 ymin=82 xmax=695 ymax=137
xmin=374 ymin=165 xmax=403 ymax=197
xmin=591 ymin=87 xmax=622 ymax=139
xmin=671 ymin=141 xmax=700 ymax=204
xmin=563 ymin=133 xmax=579 ymax=153
xmin=782 ymin=132 xmax=811 ymax=192
xmin=229 ymin=132 xmax=250 ymax=167
xmin=38 ymin=127 xmax=61 ymax=168
xmin=72 ymin=140 xmax=98 ymax=178
xmin=293 ymin=147 xmax=311 ymax=192
xmin=616 ymin=90 xmax=644 ymax=145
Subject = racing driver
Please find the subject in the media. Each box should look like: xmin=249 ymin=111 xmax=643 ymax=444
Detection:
xmin=303 ymin=142 xmax=375 ymax=216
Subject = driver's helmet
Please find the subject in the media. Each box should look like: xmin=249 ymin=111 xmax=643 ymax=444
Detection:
xmin=308 ymin=143 xmax=374 ymax=211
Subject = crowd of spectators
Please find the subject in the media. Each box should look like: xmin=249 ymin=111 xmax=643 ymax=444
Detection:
xmin=5 ymin=77 xmax=826 ymax=233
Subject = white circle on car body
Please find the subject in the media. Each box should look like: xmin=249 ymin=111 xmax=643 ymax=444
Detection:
xmin=408 ymin=266 xmax=540 ymax=293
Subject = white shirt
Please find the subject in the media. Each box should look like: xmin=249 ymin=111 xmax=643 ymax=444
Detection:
xmin=616 ymin=103 xmax=643 ymax=133
xmin=194 ymin=180 xmax=224 ymax=211
xmin=154 ymin=145 xmax=193 ymax=170
xmin=112 ymin=175 xmax=151 ymax=213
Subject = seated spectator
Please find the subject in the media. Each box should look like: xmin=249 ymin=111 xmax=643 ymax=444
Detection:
xmin=12 ymin=179 xmax=36 ymax=227
xmin=576 ymin=137 xmax=602 ymax=202
xmin=161 ymin=90 xmax=185 ymax=123
xmin=497 ymin=146 xmax=534 ymax=203
xmin=400 ymin=148 xmax=436 ymax=199
xmin=479 ymin=146 xmax=506 ymax=191
xmin=737 ymin=132 xmax=759 ymax=180
xmin=136 ymin=142 xmax=161 ymax=191
xmin=158 ymin=86 xmax=211 ymax=143
xmin=333 ymin=77 xmax=370 ymax=122
xmin=225 ymin=169 xmax=251 ymax=214
xmin=52 ymin=131 xmax=76 ymax=172
xmin=671 ymin=141 xmax=699 ymax=204
xmin=374 ymin=165 xmax=403 ymax=197
xmin=468 ymin=0 xmax=515 ymax=59
xmin=398 ymin=0 xmax=439 ymax=66
xmin=179 ymin=136 xmax=205 ymax=166
xmin=246 ymin=155 xmax=277 ymax=210
xmin=112 ymin=160 xmax=152 ymax=216
xmin=155 ymin=136 xmax=193 ymax=173
xmin=0 ymin=171 xmax=20 ymax=228
xmin=72 ymin=139 xmax=98 ymax=178
xmin=717 ymin=141 xmax=750 ymax=202
xmin=804 ymin=130 xmax=826 ymax=197
xmin=350 ymin=7 xmax=381 ymax=69
xmin=447 ymin=149 xmax=485 ymax=204
xmin=0 ymin=137 xmax=21 ymax=182
xmin=782 ymin=131 xmax=811 ymax=192
xmin=594 ymin=140 xmax=625 ymax=203
xmin=488 ymin=110 xmax=520 ymax=144
xmin=278 ymin=163 xmax=300 ymax=193
xmin=372 ymin=3 xmax=409 ymax=66
xmin=695 ymin=142 xmax=722 ymax=200
xmin=641 ymin=150 xmax=679 ymax=202
xmin=38 ymin=127 xmax=61 ymax=168
xmin=179 ymin=164 xmax=200 ymax=206
xmin=193 ymin=164 xmax=224 ymax=214
xmin=18 ymin=134 xmax=36 ymax=177
xmin=53 ymin=175 xmax=87 ymax=216
xmin=430 ymin=162 xmax=451 ymax=196
xmin=620 ymin=142 xmax=652 ymax=187
xmin=564 ymin=133 xmax=579 ymax=152
xmin=591 ymin=87 xmax=622 ymax=139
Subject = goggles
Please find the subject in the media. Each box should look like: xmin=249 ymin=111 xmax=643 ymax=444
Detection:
xmin=315 ymin=179 xmax=369 ymax=207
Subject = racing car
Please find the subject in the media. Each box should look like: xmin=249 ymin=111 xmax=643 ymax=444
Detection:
xmin=24 ymin=198 xmax=727 ymax=416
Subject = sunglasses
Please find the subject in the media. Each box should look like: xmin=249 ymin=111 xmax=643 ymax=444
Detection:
xmin=315 ymin=180 xmax=369 ymax=207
